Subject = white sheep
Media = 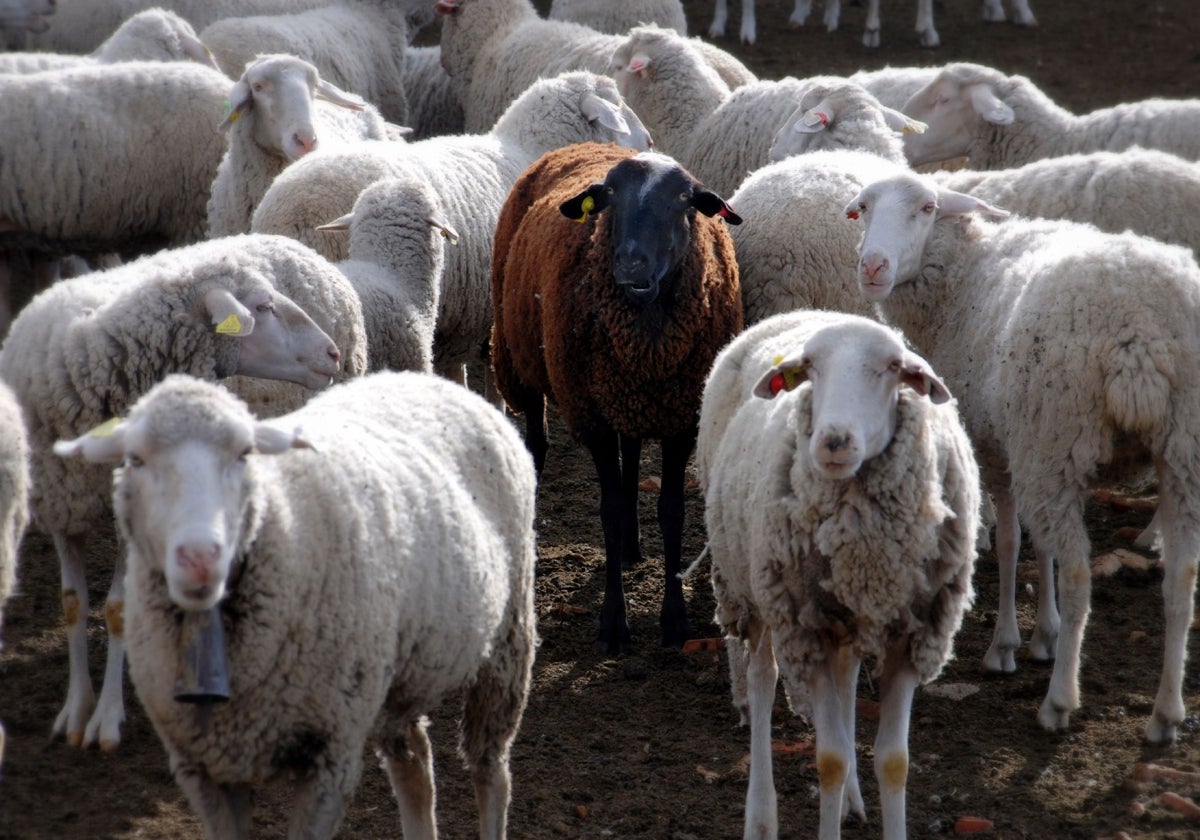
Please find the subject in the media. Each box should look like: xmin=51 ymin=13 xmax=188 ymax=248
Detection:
xmin=729 ymin=149 xmax=908 ymax=326
xmin=0 ymin=8 xmax=220 ymax=73
xmin=200 ymin=0 xmax=418 ymax=124
xmin=251 ymin=70 xmax=652 ymax=385
xmin=0 ymin=60 xmax=231 ymax=256
xmin=437 ymin=0 xmax=754 ymax=133
xmin=317 ymin=176 xmax=462 ymax=374
xmin=699 ymin=310 xmax=979 ymax=840
xmin=399 ymin=45 xmax=465 ymax=140
xmin=548 ymin=0 xmax=687 ymax=35
xmin=0 ymin=233 xmax=359 ymax=750
xmin=901 ymin=62 xmax=1200 ymax=169
xmin=205 ymin=54 xmax=391 ymax=239
xmin=53 ymin=370 xmax=537 ymax=839
xmin=609 ymin=26 xmax=827 ymax=195
xmin=707 ymin=0 xmax=940 ymax=48
xmin=846 ymin=170 xmax=1200 ymax=742
xmin=25 ymin=0 xmax=334 ymax=53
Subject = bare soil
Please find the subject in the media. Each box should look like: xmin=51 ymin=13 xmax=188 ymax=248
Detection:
xmin=4 ymin=1 xmax=1200 ymax=837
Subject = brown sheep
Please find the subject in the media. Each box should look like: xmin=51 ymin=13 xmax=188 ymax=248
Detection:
xmin=491 ymin=141 xmax=744 ymax=653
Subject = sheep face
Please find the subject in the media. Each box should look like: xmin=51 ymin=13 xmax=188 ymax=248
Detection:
xmin=846 ymin=173 xmax=1009 ymax=300
xmin=53 ymin=377 xmax=308 ymax=611
xmin=558 ymin=152 xmax=740 ymax=304
xmin=220 ymin=55 xmax=366 ymax=162
xmin=201 ymin=280 xmax=343 ymax=390
xmin=751 ymin=320 xmax=951 ymax=478
xmin=900 ymin=70 xmax=1015 ymax=166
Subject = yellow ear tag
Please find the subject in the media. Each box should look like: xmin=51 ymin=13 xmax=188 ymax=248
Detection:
xmin=88 ymin=417 xmax=121 ymax=438
xmin=575 ymin=195 xmax=595 ymax=224
xmin=215 ymin=313 xmax=242 ymax=335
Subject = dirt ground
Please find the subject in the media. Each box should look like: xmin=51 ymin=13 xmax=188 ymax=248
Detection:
xmin=4 ymin=0 xmax=1200 ymax=837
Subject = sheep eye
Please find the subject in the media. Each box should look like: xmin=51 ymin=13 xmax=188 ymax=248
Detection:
xmin=126 ymin=453 xmax=144 ymax=468
xmin=255 ymin=301 xmax=275 ymax=314
xmin=921 ymin=202 xmax=936 ymax=214
xmin=237 ymin=446 xmax=252 ymax=462
xmin=606 ymin=186 xmax=614 ymax=195
xmin=252 ymin=82 xmax=265 ymax=92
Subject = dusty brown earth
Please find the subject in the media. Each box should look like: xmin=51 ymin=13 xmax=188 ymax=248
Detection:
xmin=4 ymin=0 xmax=1200 ymax=837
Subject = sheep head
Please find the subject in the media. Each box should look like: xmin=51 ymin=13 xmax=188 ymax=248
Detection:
xmin=558 ymin=152 xmax=740 ymax=305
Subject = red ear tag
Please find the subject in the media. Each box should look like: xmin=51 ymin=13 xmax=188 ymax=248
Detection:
xmin=769 ymin=372 xmax=786 ymax=396
xmin=845 ymin=210 xmax=859 ymax=220
xmin=816 ymin=111 xmax=830 ymax=125
xmin=717 ymin=206 xmax=732 ymax=218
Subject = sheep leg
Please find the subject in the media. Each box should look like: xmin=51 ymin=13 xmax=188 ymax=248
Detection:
xmin=982 ymin=488 xmax=1021 ymax=673
xmin=1146 ymin=463 xmax=1200 ymax=743
xmin=52 ymin=532 xmax=95 ymax=747
xmin=728 ymin=635 xmax=751 ymax=726
xmin=658 ymin=430 xmax=695 ymax=647
xmin=461 ymin=595 xmax=536 ymax=839
xmin=1027 ymin=541 xmax=1059 ymax=661
xmin=380 ymin=718 xmax=438 ymax=840
xmin=811 ymin=644 xmax=858 ymax=840
xmin=739 ymin=0 xmax=757 ymax=44
xmin=171 ymin=755 xmax=253 ymax=839
xmin=1033 ymin=495 xmax=1089 ymax=732
xmin=515 ymin=391 xmax=548 ymax=477
xmin=861 ymin=0 xmax=881 ymax=47
xmin=708 ymin=0 xmax=729 ymax=38
xmin=839 ymin=653 xmax=865 ymax=824
xmin=875 ymin=638 xmax=918 ymax=840
xmin=288 ymin=758 xmax=355 ymax=840
xmin=790 ymin=0 xmax=814 ymax=27
xmin=619 ymin=433 xmax=644 ymax=569
xmin=587 ymin=429 xmax=633 ymax=654
xmin=743 ymin=621 xmax=779 ymax=840
xmin=915 ymin=0 xmax=940 ymax=47
xmin=86 ymin=550 xmax=127 ymax=750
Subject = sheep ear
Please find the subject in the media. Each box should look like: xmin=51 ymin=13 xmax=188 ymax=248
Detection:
xmin=626 ymin=52 xmax=651 ymax=77
xmin=967 ymin=83 xmax=1014 ymax=125
xmin=560 ymin=183 xmax=610 ymax=223
xmin=792 ymin=98 xmax=833 ymax=134
xmin=691 ymin=190 xmax=742 ymax=225
xmin=53 ymin=417 xmax=129 ymax=463
xmin=315 ymin=79 xmax=366 ymax=111
xmin=205 ymin=288 xmax=256 ymax=337
xmin=217 ymin=81 xmax=253 ymax=131
xmin=579 ymin=92 xmax=630 ymax=136
xmin=315 ymin=212 xmax=353 ymax=232
xmin=253 ymin=423 xmax=314 ymax=455
xmin=178 ymin=30 xmax=221 ymax=72
xmin=935 ymin=188 xmax=1009 ymax=219
xmin=898 ymin=352 xmax=952 ymax=404
xmin=753 ymin=355 xmax=811 ymax=399
xmin=880 ymin=105 xmax=926 ymax=134
xmin=843 ymin=191 xmax=868 ymax=220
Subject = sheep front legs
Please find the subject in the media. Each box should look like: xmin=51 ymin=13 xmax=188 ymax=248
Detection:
xmin=743 ymin=622 xmax=779 ymax=840
xmin=171 ymin=758 xmax=253 ymax=839
xmin=53 ymin=532 xmax=127 ymax=749
xmin=586 ymin=428 xmax=694 ymax=654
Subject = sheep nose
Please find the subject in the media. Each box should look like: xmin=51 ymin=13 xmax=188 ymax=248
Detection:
xmin=293 ymin=131 xmax=317 ymax=156
xmin=822 ymin=432 xmax=852 ymax=453
xmin=176 ymin=542 xmax=221 ymax=585
xmin=326 ymin=343 xmax=341 ymax=365
xmin=861 ymin=256 xmax=889 ymax=281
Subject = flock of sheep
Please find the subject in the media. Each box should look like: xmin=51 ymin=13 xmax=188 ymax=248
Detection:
xmin=1 ymin=0 xmax=1198 ymax=837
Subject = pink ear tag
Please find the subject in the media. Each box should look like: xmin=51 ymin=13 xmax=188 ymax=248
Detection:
xmin=769 ymin=373 xmax=786 ymax=396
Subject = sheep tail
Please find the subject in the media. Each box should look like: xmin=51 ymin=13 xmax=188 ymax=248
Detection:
xmin=678 ymin=543 xmax=710 ymax=581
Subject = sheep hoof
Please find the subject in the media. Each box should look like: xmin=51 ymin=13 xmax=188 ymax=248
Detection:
xmin=862 ymin=28 xmax=880 ymax=48
xmin=981 ymin=645 xmax=1017 ymax=674
xmin=1037 ymin=698 xmax=1072 ymax=732
xmin=918 ymin=28 xmax=940 ymax=48
xmin=1145 ymin=714 xmax=1180 ymax=744
xmin=597 ymin=602 xmax=633 ymax=656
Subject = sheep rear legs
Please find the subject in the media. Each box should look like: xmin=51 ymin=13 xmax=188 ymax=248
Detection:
xmin=380 ymin=719 xmax=438 ymax=839
xmin=742 ymin=622 xmax=779 ymax=840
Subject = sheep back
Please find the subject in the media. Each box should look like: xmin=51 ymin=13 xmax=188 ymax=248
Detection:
xmin=492 ymin=142 xmax=743 ymax=441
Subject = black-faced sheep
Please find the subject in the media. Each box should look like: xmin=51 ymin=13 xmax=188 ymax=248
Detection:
xmin=491 ymin=142 xmax=744 ymax=653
